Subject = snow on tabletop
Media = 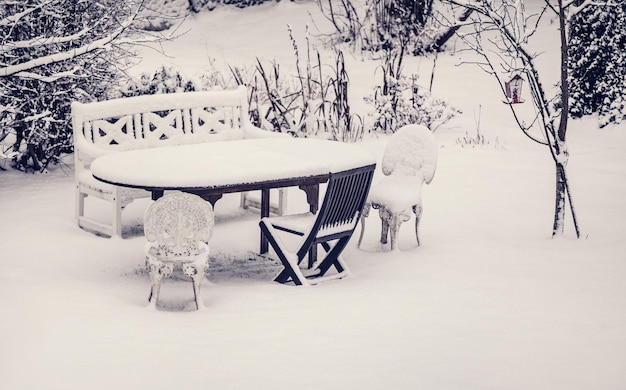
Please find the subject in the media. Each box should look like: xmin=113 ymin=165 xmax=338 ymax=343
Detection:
xmin=90 ymin=138 xmax=375 ymax=188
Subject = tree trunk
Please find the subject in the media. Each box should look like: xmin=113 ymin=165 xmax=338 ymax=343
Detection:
xmin=552 ymin=160 xmax=581 ymax=238
xmin=552 ymin=162 xmax=568 ymax=237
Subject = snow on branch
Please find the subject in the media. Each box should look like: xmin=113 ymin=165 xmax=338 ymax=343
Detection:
xmin=0 ymin=29 xmax=124 ymax=77
xmin=13 ymin=67 xmax=83 ymax=83
xmin=565 ymin=0 xmax=618 ymax=18
xmin=0 ymin=26 xmax=93 ymax=52
xmin=0 ymin=0 xmax=61 ymax=27
xmin=22 ymin=110 xmax=52 ymax=123
xmin=0 ymin=4 xmax=141 ymax=79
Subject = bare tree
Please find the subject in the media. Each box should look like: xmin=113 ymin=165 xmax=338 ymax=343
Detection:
xmin=439 ymin=0 xmax=617 ymax=238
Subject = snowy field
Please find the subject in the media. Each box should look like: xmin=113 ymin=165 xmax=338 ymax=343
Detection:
xmin=1 ymin=1 xmax=626 ymax=389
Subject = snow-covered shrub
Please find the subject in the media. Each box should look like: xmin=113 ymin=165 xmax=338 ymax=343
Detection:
xmin=328 ymin=51 xmax=364 ymax=142
xmin=136 ymin=0 xmax=281 ymax=30
xmin=218 ymin=0 xmax=277 ymax=8
xmin=119 ymin=65 xmax=229 ymax=97
xmin=135 ymin=0 xmax=190 ymax=31
xmin=0 ymin=0 xmax=141 ymax=172
xmin=367 ymin=80 xmax=459 ymax=133
xmin=317 ymin=0 xmax=439 ymax=55
xmin=192 ymin=0 xmax=279 ymax=12
xmin=365 ymin=47 xmax=459 ymax=133
xmin=249 ymin=28 xmax=363 ymax=141
xmin=568 ymin=2 xmax=626 ymax=128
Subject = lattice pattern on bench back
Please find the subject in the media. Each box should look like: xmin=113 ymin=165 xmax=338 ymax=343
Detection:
xmin=72 ymin=87 xmax=250 ymax=162
xmin=82 ymin=106 xmax=242 ymax=150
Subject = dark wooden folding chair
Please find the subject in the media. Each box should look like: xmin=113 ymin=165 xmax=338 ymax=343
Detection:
xmin=259 ymin=164 xmax=376 ymax=285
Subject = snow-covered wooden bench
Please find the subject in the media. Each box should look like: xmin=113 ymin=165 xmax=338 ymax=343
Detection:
xmin=72 ymin=86 xmax=286 ymax=238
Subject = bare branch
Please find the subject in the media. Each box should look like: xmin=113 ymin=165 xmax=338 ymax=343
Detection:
xmin=0 ymin=0 xmax=61 ymax=26
xmin=0 ymin=26 xmax=92 ymax=52
xmin=0 ymin=4 xmax=140 ymax=78
xmin=12 ymin=66 xmax=82 ymax=83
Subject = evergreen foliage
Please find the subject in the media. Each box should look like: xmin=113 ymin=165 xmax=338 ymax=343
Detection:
xmin=568 ymin=3 xmax=626 ymax=127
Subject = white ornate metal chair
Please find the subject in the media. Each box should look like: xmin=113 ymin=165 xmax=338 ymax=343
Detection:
xmin=144 ymin=193 xmax=214 ymax=310
xmin=358 ymin=124 xmax=438 ymax=251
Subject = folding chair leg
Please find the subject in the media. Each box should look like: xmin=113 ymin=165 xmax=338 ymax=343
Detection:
xmin=314 ymin=236 xmax=350 ymax=277
xmin=260 ymin=221 xmax=307 ymax=285
xmin=274 ymin=267 xmax=304 ymax=285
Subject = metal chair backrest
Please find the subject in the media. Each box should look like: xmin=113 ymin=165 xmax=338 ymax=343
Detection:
xmin=144 ymin=193 xmax=214 ymax=258
xmin=381 ymin=124 xmax=438 ymax=184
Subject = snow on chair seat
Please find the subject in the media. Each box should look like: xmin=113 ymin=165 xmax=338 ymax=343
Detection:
xmin=144 ymin=193 xmax=214 ymax=310
xmin=71 ymin=86 xmax=286 ymax=237
xmin=358 ymin=124 xmax=438 ymax=251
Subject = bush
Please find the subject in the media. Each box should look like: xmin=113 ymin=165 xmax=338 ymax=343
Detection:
xmin=136 ymin=0 xmax=281 ymax=31
xmin=244 ymin=28 xmax=364 ymax=141
xmin=365 ymin=47 xmax=459 ymax=133
xmin=317 ymin=0 xmax=439 ymax=55
xmin=119 ymin=65 xmax=229 ymax=97
xmin=0 ymin=0 xmax=139 ymax=172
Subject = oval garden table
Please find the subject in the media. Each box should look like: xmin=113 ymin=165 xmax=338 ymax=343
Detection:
xmin=90 ymin=137 xmax=376 ymax=253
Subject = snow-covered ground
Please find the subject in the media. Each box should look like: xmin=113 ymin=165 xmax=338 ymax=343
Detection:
xmin=2 ymin=1 xmax=625 ymax=389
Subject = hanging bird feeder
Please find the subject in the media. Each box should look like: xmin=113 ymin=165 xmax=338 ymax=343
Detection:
xmin=504 ymin=74 xmax=524 ymax=104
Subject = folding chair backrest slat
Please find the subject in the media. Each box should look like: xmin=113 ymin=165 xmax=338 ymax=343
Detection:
xmin=262 ymin=163 xmax=376 ymax=285
xmin=317 ymin=165 xmax=375 ymax=233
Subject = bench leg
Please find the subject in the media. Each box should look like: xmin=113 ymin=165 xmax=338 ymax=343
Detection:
xmin=76 ymin=189 xmax=86 ymax=222
xmin=113 ymin=195 xmax=123 ymax=237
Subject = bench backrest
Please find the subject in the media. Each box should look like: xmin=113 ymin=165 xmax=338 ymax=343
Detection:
xmin=72 ymin=86 xmax=251 ymax=168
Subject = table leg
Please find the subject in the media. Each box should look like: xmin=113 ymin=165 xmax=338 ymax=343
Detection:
xmin=298 ymin=184 xmax=319 ymax=268
xmin=187 ymin=190 xmax=223 ymax=208
xmin=298 ymin=184 xmax=319 ymax=213
xmin=260 ymin=189 xmax=270 ymax=254
xmin=204 ymin=194 xmax=223 ymax=207
xmin=151 ymin=190 xmax=164 ymax=201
